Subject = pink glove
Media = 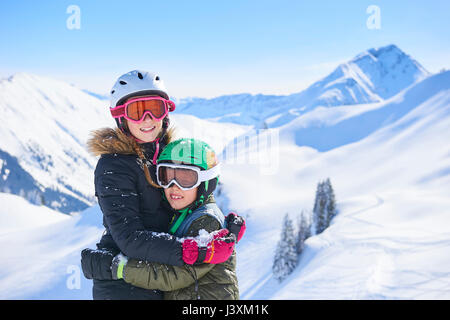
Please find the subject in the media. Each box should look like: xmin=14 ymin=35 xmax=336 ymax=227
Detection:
xmin=182 ymin=229 xmax=235 ymax=265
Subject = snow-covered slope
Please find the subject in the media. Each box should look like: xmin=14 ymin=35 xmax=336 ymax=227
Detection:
xmin=291 ymin=44 xmax=429 ymax=108
xmin=1 ymin=45 xmax=448 ymax=300
xmin=1 ymin=67 xmax=449 ymax=299
xmin=277 ymin=70 xmax=448 ymax=151
xmin=0 ymin=193 xmax=103 ymax=299
xmin=169 ymin=113 xmax=253 ymax=153
xmin=220 ymin=70 xmax=450 ymax=299
xmin=176 ymin=44 xmax=429 ymax=127
xmin=0 ymin=73 xmax=115 ymax=213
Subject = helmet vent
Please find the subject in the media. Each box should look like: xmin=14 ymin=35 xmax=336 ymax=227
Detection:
xmin=111 ymin=90 xmax=115 ymax=94
xmin=119 ymin=80 xmax=127 ymax=85
xmin=155 ymin=76 xmax=160 ymax=81
xmin=137 ymin=72 xmax=144 ymax=79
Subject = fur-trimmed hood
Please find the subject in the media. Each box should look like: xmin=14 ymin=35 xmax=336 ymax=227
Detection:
xmin=87 ymin=127 xmax=138 ymax=156
xmin=87 ymin=127 xmax=174 ymax=156
xmin=87 ymin=127 xmax=174 ymax=189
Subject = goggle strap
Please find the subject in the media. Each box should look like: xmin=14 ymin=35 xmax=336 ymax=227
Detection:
xmin=110 ymin=105 xmax=125 ymax=118
xmin=198 ymin=164 xmax=221 ymax=182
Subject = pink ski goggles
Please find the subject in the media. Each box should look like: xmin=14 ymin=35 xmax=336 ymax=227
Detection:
xmin=110 ymin=96 xmax=176 ymax=123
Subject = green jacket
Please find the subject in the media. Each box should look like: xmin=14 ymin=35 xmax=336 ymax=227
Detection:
xmin=121 ymin=204 xmax=239 ymax=300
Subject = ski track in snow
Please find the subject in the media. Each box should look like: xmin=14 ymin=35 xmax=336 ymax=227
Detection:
xmin=238 ymin=193 xmax=388 ymax=300
xmin=266 ymin=192 xmax=450 ymax=299
xmin=235 ymin=188 xmax=450 ymax=300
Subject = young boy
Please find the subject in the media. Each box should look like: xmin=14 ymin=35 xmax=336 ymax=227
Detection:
xmin=85 ymin=138 xmax=245 ymax=300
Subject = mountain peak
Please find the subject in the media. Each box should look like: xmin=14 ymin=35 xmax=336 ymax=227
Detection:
xmin=368 ymin=44 xmax=403 ymax=58
xmin=352 ymin=44 xmax=429 ymax=78
xmin=312 ymin=44 xmax=430 ymax=105
xmin=352 ymin=44 xmax=405 ymax=62
xmin=3 ymin=72 xmax=41 ymax=83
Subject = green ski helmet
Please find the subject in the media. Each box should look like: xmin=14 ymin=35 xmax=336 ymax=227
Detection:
xmin=157 ymin=138 xmax=220 ymax=204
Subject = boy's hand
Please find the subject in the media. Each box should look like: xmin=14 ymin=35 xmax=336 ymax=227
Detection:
xmin=182 ymin=229 xmax=236 ymax=265
xmin=225 ymin=212 xmax=246 ymax=243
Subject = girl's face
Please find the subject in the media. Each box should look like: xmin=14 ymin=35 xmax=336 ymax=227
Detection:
xmin=164 ymin=183 xmax=198 ymax=210
xmin=125 ymin=96 xmax=163 ymax=142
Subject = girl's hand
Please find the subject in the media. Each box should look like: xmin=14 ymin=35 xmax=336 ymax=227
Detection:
xmin=81 ymin=248 xmax=116 ymax=280
xmin=225 ymin=212 xmax=246 ymax=243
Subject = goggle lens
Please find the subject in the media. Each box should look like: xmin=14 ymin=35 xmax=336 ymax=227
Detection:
xmin=158 ymin=166 xmax=199 ymax=189
xmin=126 ymin=99 xmax=166 ymax=121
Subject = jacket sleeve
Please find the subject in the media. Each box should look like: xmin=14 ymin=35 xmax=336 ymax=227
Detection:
xmin=123 ymin=261 xmax=215 ymax=291
xmin=122 ymin=215 xmax=222 ymax=291
xmin=95 ymin=155 xmax=183 ymax=266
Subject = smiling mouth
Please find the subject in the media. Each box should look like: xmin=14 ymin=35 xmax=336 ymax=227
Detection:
xmin=140 ymin=126 xmax=156 ymax=132
xmin=170 ymin=194 xmax=183 ymax=200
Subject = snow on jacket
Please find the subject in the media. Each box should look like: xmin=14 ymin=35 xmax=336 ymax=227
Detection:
xmin=87 ymin=127 xmax=184 ymax=300
xmin=121 ymin=200 xmax=239 ymax=300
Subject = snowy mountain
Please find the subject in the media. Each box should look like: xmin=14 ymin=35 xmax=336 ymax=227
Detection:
xmin=218 ymin=70 xmax=450 ymax=299
xmin=176 ymin=44 xmax=429 ymax=128
xmin=292 ymin=44 xmax=429 ymax=107
xmin=1 ymin=44 xmax=449 ymax=299
xmin=0 ymin=73 xmax=115 ymax=213
xmin=244 ymin=69 xmax=447 ymax=152
xmin=0 ymin=72 xmax=252 ymax=214
xmin=2 ymin=68 xmax=448 ymax=299
xmin=0 ymin=44 xmax=429 ymax=213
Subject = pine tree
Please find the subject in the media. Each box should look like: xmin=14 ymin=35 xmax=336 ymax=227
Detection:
xmin=313 ymin=181 xmax=327 ymax=235
xmin=273 ymin=213 xmax=298 ymax=282
xmin=312 ymin=178 xmax=338 ymax=235
xmin=296 ymin=210 xmax=311 ymax=254
xmin=324 ymin=178 xmax=337 ymax=227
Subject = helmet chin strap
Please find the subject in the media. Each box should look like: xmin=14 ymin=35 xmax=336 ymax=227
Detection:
xmin=121 ymin=121 xmax=162 ymax=165
xmin=131 ymin=136 xmax=160 ymax=164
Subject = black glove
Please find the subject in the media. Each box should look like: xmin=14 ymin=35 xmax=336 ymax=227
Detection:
xmin=81 ymin=248 xmax=116 ymax=280
xmin=110 ymin=253 xmax=129 ymax=280
xmin=225 ymin=212 xmax=246 ymax=243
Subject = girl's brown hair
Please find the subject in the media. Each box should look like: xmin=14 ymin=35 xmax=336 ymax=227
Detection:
xmin=126 ymin=120 xmax=175 ymax=188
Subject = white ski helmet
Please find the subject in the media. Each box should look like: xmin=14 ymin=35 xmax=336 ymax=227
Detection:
xmin=110 ymin=70 xmax=170 ymax=108
xmin=110 ymin=70 xmax=173 ymax=132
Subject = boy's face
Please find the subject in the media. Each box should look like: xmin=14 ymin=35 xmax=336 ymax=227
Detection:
xmin=164 ymin=183 xmax=198 ymax=210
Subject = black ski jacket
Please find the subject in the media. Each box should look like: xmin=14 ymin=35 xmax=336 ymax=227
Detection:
xmin=87 ymin=128 xmax=181 ymax=300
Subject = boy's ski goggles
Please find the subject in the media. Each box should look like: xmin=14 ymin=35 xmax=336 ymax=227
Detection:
xmin=156 ymin=163 xmax=221 ymax=190
xmin=110 ymin=96 xmax=176 ymax=123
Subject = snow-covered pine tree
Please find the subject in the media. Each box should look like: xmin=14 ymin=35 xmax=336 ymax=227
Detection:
xmin=273 ymin=213 xmax=298 ymax=282
xmin=313 ymin=181 xmax=327 ymax=235
xmin=324 ymin=178 xmax=337 ymax=227
xmin=296 ymin=210 xmax=311 ymax=254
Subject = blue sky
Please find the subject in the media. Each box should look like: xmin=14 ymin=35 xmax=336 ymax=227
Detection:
xmin=1 ymin=0 xmax=449 ymax=98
